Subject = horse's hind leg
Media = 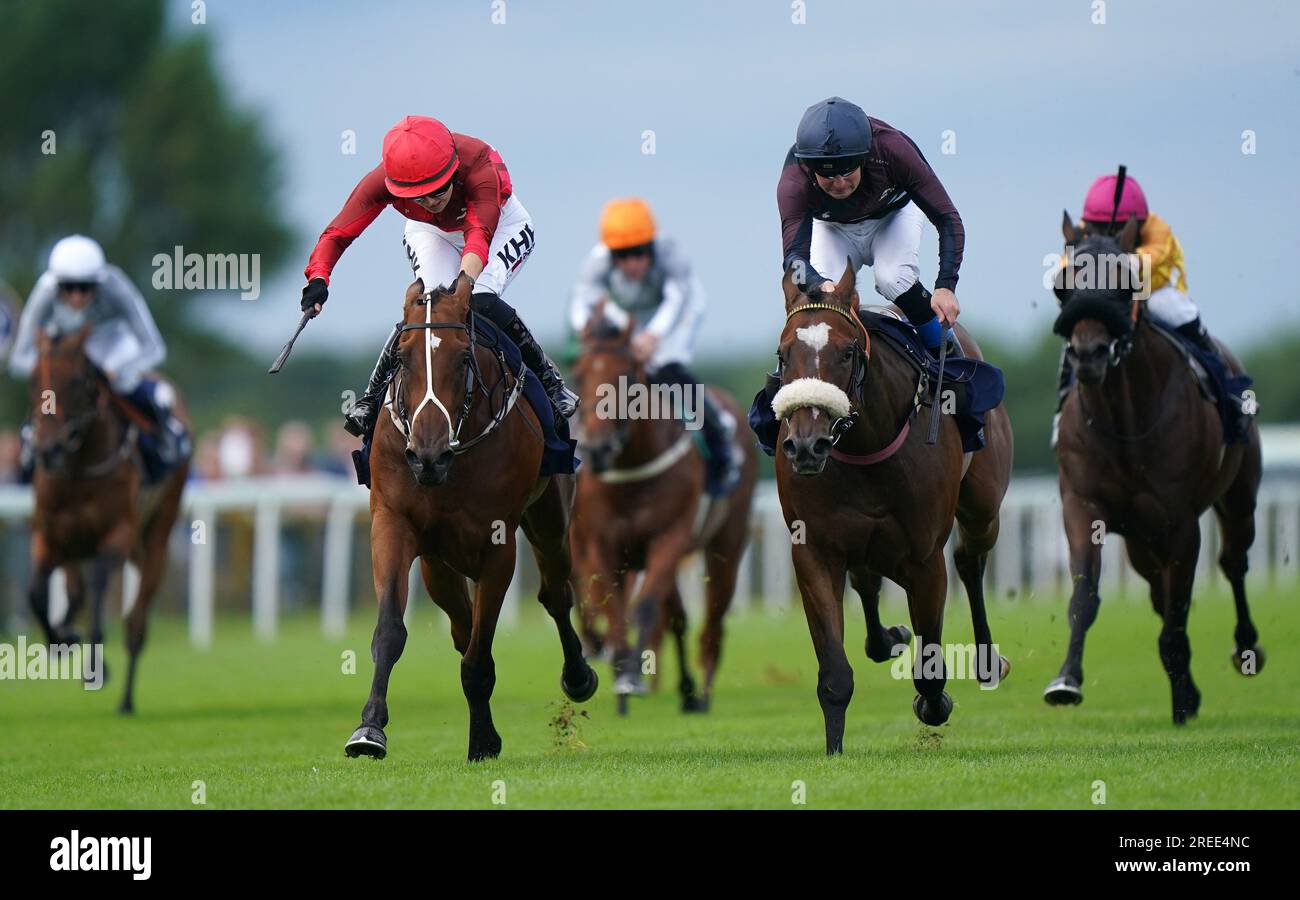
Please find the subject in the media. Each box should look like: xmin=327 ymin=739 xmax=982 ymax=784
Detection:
xmin=522 ymin=477 xmax=598 ymax=706
xmin=345 ymin=513 xmax=417 ymax=759
xmin=953 ymin=513 xmax=1011 ymax=687
xmin=665 ymin=585 xmax=704 ymax=712
xmin=27 ymin=534 xmax=58 ymax=644
xmin=462 ymin=538 xmax=518 ymax=761
xmin=52 ymin=564 xmax=87 ymax=646
xmin=696 ymin=517 xmax=749 ymax=709
xmin=119 ymin=471 xmax=182 ymax=714
xmin=1158 ymin=525 xmax=1202 ymax=724
xmin=1217 ymin=446 xmax=1264 ymax=675
xmin=850 ymin=567 xmax=911 ymax=664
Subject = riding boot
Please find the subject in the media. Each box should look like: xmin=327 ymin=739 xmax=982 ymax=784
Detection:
xmin=893 ymin=282 xmax=944 ymax=356
xmin=1176 ymin=317 xmax=1220 ymax=359
xmin=344 ymin=324 xmax=402 ymax=438
xmin=502 ymin=314 xmax=579 ymax=420
xmin=699 ymin=390 xmax=740 ymax=496
xmin=126 ymin=379 xmax=191 ymax=465
xmin=17 ymin=421 xmax=34 ymax=484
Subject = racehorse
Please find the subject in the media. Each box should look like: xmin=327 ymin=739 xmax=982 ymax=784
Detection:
xmin=568 ymin=313 xmax=757 ymax=715
xmin=1045 ymin=214 xmax=1263 ymax=723
xmin=771 ymin=263 xmax=1013 ymax=754
xmin=345 ymin=275 xmax=598 ymax=762
xmin=26 ymin=327 xmax=189 ymax=714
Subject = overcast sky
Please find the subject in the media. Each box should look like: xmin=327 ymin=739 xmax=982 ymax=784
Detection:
xmin=185 ymin=0 xmax=1299 ymax=358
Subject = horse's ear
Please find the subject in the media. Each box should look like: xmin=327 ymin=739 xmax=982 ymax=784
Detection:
xmin=586 ymin=297 xmax=607 ymax=336
xmin=1117 ymin=215 xmax=1140 ymax=253
xmin=71 ymin=324 xmax=93 ymax=347
xmin=452 ymin=272 xmax=474 ymax=301
xmin=781 ymin=265 xmax=804 ymax=310
xmin=404 ymin=279 xmax=425 ymax=305
xmin=620 ymin=315 xmax=634 ymax=343
xmin=831 ymin=256 xmax=857 ymax=307
xmin=1062 ymin=210 xmax=1079 ymax=245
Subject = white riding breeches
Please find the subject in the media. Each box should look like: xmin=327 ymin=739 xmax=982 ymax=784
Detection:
xmin=810 ymin=201 xmax=925 ymax=301
xmin=403 ymin=195 xmax=535 ymax=297
xmin=1147 ymin=285 xmax=1199 ymax=328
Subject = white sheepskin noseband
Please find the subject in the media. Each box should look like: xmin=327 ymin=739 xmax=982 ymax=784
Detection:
xmin=771 ymin=377 xmax=852 ymax=420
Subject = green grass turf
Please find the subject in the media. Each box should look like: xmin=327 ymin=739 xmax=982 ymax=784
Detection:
xmin=2 ymin=583 xmax=1297 ymax=809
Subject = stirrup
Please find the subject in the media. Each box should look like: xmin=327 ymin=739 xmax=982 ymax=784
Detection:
xmin=343 ymin=396 xmax=381 ymax=438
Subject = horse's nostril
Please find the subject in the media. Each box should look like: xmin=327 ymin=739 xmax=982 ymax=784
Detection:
xmin=781 ymin=439 xmax=797 ymax=459
xmin=813 ymin=437 xmax=832 ymax=456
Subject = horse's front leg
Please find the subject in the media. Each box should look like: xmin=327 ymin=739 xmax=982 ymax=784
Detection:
xmin=1044 ymin=491 xmax=1104 ymax=705
xmin=1159 ymin=524 xmax=1202 ymax=725
xmin=462 ymin=538 xmax=516 ymax=762
xmin=793 ymin=542 xmax=852 ymax=755
xmin=908 ymin=550 xmax=952 ymax=726
xmin=625 ymin=526 xmax=693 ymax=711
xmin=850 ymin=566 xmax=912 ymax=664
xmin=345 ymin=513 xmax=417 ymax=760
xmin=27 ymin=532 xmax=59 ymax=644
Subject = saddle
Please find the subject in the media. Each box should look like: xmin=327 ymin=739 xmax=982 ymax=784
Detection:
xmin=748 ymin=309 xmax=1006 ymax=457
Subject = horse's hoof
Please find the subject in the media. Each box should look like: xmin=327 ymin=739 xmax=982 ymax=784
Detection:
xmin=616 ymin=693 xmax=629 ymax=717
xmin=344 ymin=724 xmax=387 ymax=759
xmin=613 ymin=673 xmax=646 ymax=696
xmin=561 ymin=665 xmax=599 ymax=703
xmin=866 ymin=624 xmax=912 ymax=663
xmin=117 ymin=701 xmax=134 ymax=716
xmin=913 ymin=691 xmax=953 ymax=726
xmin=1173 ymin=686 xmax=1201 ymax=725
xmin=681 ymin=694 xmax=710 ymax=714
xmin=978 ymin=654 xmax=1011 ymax=687
xmin=1232 ymin=645 xmax=1265 ymax=676
xmin=468 ymin=734 xmax=503 ymax=762
xmin=1043 ymin=676 xmax=1083 ymax=706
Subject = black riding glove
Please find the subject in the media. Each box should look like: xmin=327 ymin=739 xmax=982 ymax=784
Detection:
xmin=301 ymin=278 xmax=328 ymax=314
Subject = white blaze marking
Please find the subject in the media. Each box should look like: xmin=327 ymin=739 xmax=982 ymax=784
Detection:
xmin=796 ymin=321 xmax=832 ymax=373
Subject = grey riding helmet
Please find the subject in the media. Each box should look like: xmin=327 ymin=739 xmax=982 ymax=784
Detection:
xmin=794 ymin=96 xmax=871 ymax=176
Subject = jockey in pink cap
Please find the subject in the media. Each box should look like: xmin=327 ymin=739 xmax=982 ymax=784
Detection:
xmin=1053 ymin=171 xmax=1229 ymax=438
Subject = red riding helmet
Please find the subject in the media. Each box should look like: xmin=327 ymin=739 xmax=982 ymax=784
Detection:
xmin=382 ymin=116 xmax=459 ymax=199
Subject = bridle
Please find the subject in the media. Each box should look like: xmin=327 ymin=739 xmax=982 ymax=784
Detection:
xmin=781 ymin=302 xmax=872 ymax=447
xmin=572 ymin=338 xmax=641 ymax=457
xmin=33 ymin=355 xmax=136 ymax=478
xmin=388 ymin=290 xmax=526 ymax=455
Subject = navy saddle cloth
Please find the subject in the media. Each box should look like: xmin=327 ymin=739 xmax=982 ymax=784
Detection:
xmin=353 ymin=314 xmax=578 ymax=488
xmin=748 ymin=312 xmax=1006 ymax=457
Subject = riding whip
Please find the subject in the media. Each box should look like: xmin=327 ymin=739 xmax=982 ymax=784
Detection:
xmin=927 ymin=330 xmax=948 ymax=445
xmin=1108 ymin=164 xmax=1127 ymax=232
xmin=268 ymin=311 xmax=312 ymax=374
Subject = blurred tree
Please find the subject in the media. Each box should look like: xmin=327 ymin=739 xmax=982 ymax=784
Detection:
xmin=0 ymin=0 xmax=292 ymax=426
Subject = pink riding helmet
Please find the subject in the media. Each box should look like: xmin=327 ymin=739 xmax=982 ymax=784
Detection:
xmin=1082 ymin=173 xmax=1148 ymax=223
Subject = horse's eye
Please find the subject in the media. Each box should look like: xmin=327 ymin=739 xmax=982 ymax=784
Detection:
xmin=842 ymin=346 xmax=856 ymax=361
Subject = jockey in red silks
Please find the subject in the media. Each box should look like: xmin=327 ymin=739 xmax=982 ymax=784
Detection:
xmin=301 ymin=115 xmax=577 ymax=439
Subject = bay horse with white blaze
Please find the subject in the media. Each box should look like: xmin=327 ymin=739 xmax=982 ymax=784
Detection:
xmin=569 ymin=313 xmax=757 ymax=714
xmin=26 ymin=327 xmax=189 ymax=713
xmin=345 ymin=275 xmax=597 ymax=763
xmin=772 ymin=263 xmax=1013 ymax=755
xmin=1045 ymin=215 xmax=1263 ymax=723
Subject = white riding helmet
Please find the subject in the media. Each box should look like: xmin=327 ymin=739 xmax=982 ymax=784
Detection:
xmin=48 ymin=235 xmax=107 ymax=284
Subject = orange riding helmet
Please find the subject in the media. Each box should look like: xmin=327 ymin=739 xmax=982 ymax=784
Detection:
xmin=599 ymin=198 xmax=656 ymax=250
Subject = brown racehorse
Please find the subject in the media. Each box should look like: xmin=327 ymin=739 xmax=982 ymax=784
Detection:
xmin=568 ymin=314 xmax=757 ymax=714
xmin=772 ymin=263 xmax=1013 ymax=754
xmin=26 ymin=327 xmax=189 ymax=714
xmin=1045 ymin=215 xmax=1263 ymax=723
xmin=345 ymin=275 xmax=598 ymax=762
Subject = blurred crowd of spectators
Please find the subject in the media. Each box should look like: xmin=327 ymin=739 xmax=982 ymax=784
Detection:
xmin=0 ymin=419 xmax=360 ymax=485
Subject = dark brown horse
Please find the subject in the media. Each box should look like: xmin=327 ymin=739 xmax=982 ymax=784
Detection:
xmin=568 ymin=314 xmax=757 ymax=714
xmin=1045 ymin=215 xmax=1263 ymax=723
xmin=345 ymin=275 xmax=597 ymax=762
xmin=772 ymin=263 xmax=1013 ymax=754
xmin=26 ymin=328 xmax=189 ymax=713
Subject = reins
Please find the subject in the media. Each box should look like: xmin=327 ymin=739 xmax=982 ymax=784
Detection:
xmin=388 ymin=292 xmax=527 ymax=454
